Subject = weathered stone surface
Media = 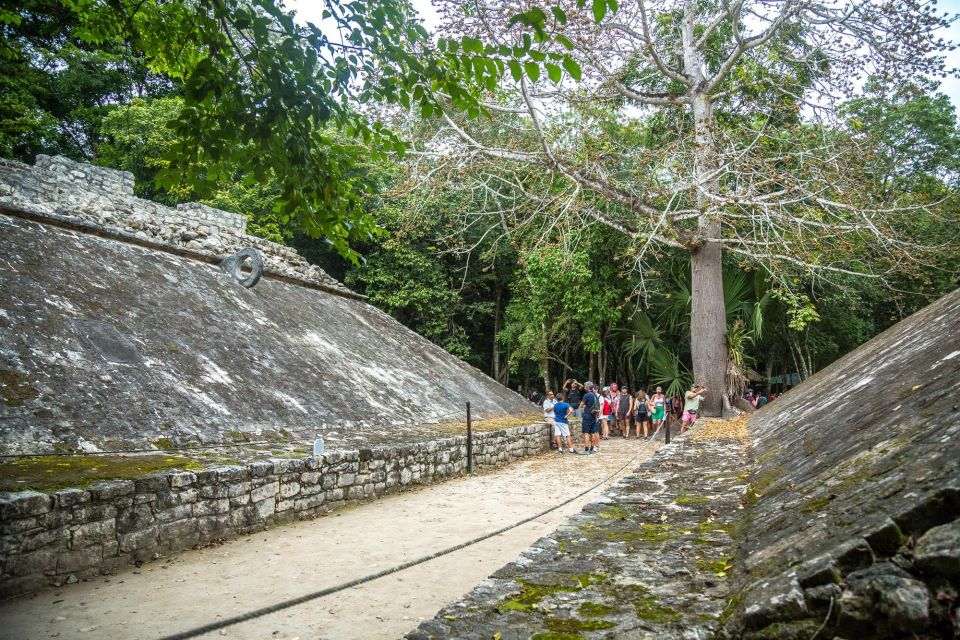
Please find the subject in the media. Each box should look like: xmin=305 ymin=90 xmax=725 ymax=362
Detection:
xmin=837 ymin=563 xmax=929 ymax=638
xmin=722 ymin=288 xmax=960 ymax=638
xmin=410 ymin=428 xmax=747 ymax=639
xmin=742 ymin=574 xmax=808 ymax=629
xmin=0 ymin=155 xmax=537 ymax=456
xmin=913 ymin=519 xmax=960 ymax=578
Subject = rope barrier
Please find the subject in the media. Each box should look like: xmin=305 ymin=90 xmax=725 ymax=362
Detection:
xmin=158 ymin=421 xmax=669 ymax=640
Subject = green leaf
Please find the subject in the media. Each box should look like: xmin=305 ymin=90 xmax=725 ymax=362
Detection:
xmin=546 ymin=63 xmax=562 ymax=83
xmin=562 ymin=56 xmax=582 ymax=81
xmin=592 ymin=0 xmax=607 ymax=22
xmin=607 ymin=0 xmax=619 ymax=13
xmin=556 ymin=34 xmax=575 ymax=51
xmin=551 ymin=7 xmax=567 ymax=24
xmin=461 ymin=36 xmax=483 ymax=54
xmin=524 ymin=61 xmax=540 ymax=82
xmin=507 ymin=59 xmax=522 ymax=81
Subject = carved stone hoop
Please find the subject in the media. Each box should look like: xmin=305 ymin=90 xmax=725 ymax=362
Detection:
xmin=220 ymin=248 xmax=263 ymax=288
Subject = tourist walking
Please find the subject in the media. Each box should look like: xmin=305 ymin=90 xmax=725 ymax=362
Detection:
xmin=634 ymin=389 xmax=652 ymax=439
xmin=651 ymin=386 xmax=666 ymax=433
xmin=615 ymin=387 xmax=632 ymax=437
xmin=599 ymin=387 xmax=612 ymax=442
xmin=551 ymin=393 xmax=575 ymax=454
xmin=580 ymin=382 xmax=600 ymax=454
xmin=682 ymin=383 xmax=708 ymax=433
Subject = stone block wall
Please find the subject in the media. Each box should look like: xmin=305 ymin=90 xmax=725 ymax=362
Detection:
xmin=0 ymin=424 xmax=548 ymax=598
xmin=35 ymin=154 xmax=135 ymax=196
xmin=0 ymin=154 xmax=352 ymax=295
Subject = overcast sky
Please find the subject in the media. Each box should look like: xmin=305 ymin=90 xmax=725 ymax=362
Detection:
xmin=287 ymin=0 xmax=960 ymax=111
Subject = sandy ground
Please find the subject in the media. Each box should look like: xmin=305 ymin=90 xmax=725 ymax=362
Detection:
xmin=1 ymin=437 xmax=662 ymax=640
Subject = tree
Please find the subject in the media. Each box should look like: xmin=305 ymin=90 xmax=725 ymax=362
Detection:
xmin=418 ymin=0 xmax=956 ymax=414
xmin=4 ymin=0 xmax=582 ymax=261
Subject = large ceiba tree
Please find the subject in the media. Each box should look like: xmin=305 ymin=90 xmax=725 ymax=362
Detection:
xmin=419 ymin=0 xmax=955 ymax=414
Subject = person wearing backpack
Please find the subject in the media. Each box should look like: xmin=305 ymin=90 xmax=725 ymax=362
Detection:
xmin=579 ymin=381 xmax=600 ymax=454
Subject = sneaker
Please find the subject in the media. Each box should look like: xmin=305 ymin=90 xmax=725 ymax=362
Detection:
xmin=557 ymin=448 xmax=563 ymax=454
xmin=568 ymin=448 xmax=576 ymax=454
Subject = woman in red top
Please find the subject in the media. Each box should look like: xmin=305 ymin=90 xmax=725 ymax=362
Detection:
xmin=599 ymin=387 xmax=613 ymax=442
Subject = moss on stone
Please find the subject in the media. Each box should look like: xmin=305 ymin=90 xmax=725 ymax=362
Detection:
xmin=152 ymin=437 xmax=175 ymax=450
xmin=0 ymin=369 xmax=38 ymax=407
xmin=496 ymin=575 xmax=607 ymax=614
xmin=799 ymin=495 xmax=832 ymax=512
xmin=599 ymin=505 xmax=630 ymax=520
xmin=577 ymin=602 xmax=615 ymax=617
xmin=633 ymin=593 xmax=681 ymax=623
xmin=530 ymin=633 xmax=583 ymax=640
xmin=543 ymin=617 xmax=615 ymax=633
xmin=0 ymin=455 xmax=203 ymax=492
xmin=675 ymin=493 xmax=710 ymax=504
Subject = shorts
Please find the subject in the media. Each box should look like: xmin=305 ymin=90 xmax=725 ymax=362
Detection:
xmin=553 ymin=421 xmax=570 ymax=437
xmin=582 ymin=419 xmax=600 ymax=434
xmin=636 ymin=412 xmax=649 ymax=423
xmin=572 ymin=408 xmax=583 ymax=418
xmin=682 ymin=410 xmax=698 ymax=422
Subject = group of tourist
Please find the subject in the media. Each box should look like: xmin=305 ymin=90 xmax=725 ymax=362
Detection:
xmin=537 ymin=379 xmax=709 ymax=455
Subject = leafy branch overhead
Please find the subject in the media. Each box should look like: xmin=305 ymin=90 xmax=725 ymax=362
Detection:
xmin=44 ymin=0 xmax=600 ymax=261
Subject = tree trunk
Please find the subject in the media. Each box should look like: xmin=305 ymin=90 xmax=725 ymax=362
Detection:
xmin=540 ymin=322 xmax=551 ymax=392
xmin=690 ymin=234 xmax=726 ymax=415
xmin=492 ymin=280 xmax=501 ymax=382
xmin=683 ymin=1 xmax=727 ymax=416
xmin=589 ymin=351 xmax=596 ymax=383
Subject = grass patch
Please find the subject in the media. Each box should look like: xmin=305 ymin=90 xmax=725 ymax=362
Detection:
xmin=433 ymin=412 xmax=542 ymax=434
xmin=0 ymin=455 xmax=203 ymax=492
xmin=633 ymin=593 xmax=681 ymax=624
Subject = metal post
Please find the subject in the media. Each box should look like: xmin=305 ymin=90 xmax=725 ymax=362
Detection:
xmin=466 ymin=401 xmax=473 ymax=474
xmin=664 ymin=415 xmax=671 ymax=444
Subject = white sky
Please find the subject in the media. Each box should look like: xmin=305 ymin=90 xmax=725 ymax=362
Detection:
xmin=287 ymin=0 xmax=960 ymax=111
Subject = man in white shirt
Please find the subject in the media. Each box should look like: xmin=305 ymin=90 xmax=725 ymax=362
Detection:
xmin=542 ymin=391 xmax=557 ymax=446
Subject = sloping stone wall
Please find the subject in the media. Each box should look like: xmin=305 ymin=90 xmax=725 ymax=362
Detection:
xmin=0 ymin=155 xmax=537 ymax=454
xmin=0 ymin=424 xmax=548 ymax=597
xmin=719 ymin=288 xmax=960 ymax=639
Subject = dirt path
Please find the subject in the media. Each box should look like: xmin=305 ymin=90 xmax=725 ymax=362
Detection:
xmin=1 ymin=437 xmax=662 ymax=640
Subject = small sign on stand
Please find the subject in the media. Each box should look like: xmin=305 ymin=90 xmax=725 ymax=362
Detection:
xmin=313 ymin=437 xmax=325 ymax=456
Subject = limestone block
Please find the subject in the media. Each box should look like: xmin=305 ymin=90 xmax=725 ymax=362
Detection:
xmin=154 ymin=504 xmax=193 ymax=524
xmin=169 ymin=472 xmax=197 ymax=488
xmin=116 ymin=504 xmax=154 ymax=534
xmin=198 ymin=514 xmax=230 ymax=537
xmin=53 ymin=489 xmax=90 ymax=508
xmin=159 ymin=519 xmax=199 ymax=549
xmin=913 ymin=519 xmax=960 ymax=578
xmin=742 ymin=574 xmax=808 ymax=628
xmin=193 ymin=499 xmax=229 ymax=516
xmin=295 ymin=495 xmax=324 ymax=512
xmin=249 ymin=461 xmax=273 ymax=478
xmin=280 ymin=482 xmax=301 ymax=499
xmin=250 ymin=481 xmax=279 ymax=503
xmin=0 ymin=491 xmax=53 ymax=519
xmin=4 ymin=546 xmax=59 ymax=577
xmin=337 ymin=473 xmax=357 ymax=488
xmin=88 ymin=480 xmax=134 ymax=501
xmin=70 ymin=519 xmax=115 ymax=549
xmin=837 ymin=562 xmax=929 ymax=636
xmin=135 ymin=475 xmax=170 ymax=494
xmin=57 ymin=544 xmax=103 ymax=574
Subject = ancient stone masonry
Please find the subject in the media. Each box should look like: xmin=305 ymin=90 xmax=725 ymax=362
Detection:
xmin=717 ymin=287 xmax=960 ymax=640
xmin=0 ymin=154 xmax=537 ymax=454
xmin=0 ymin=155 xmax=348 ymax=295
xmin=0 ymin=424 xmax=548 ymax=597
xmin=410 ymin=427 xmax=748 ymax=640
